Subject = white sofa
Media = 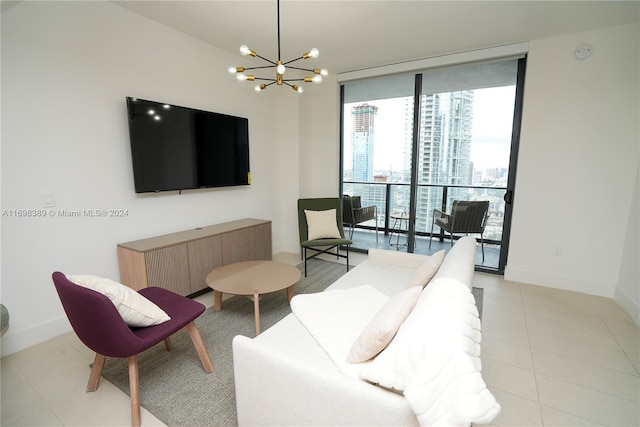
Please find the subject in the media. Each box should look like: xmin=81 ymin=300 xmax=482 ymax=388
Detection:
xmin=232 ymin=236 xmax=499 ymax=426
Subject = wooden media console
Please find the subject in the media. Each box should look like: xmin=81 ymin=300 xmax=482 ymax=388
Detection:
xmin=117 ymin=218 xmax=272 ymax=296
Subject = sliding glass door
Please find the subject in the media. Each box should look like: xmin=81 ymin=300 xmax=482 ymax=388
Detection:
xmin=340 ymin=57 xmax=526 ymax=273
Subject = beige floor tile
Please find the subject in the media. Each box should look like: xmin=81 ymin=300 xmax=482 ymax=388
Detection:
xmin=476 ymin=278 xmax=522 ymax=299
xmin=2 ymin=404 xmax=64 ymax=426
xmin=483 ymin=292 xmax=525 ymax=313
xmin=482 ymin=319 xmax=530 ymax=348
xmin=1 ymin=358 xmax=54 ymax=425
xmin=539 ymin=405 xmax=604 ymax=426
xmin=588 ymin=295 xmax=637 ymax=322
xmin=529 ymin=331 xmax=637 ymax=375
xmin=522 ymin=298 xmax=608 ymax=331
xmin=616 ymin=334 xmax=640 ymax=374
xmin=522 ymin=292 xmax=599 ymax=318
xmin=525 ymin=314 xmax=620 ymax=350
xmin=603 ymin=316 xmax=640 ymax=339
xmin=615 ymin=333 xmax=640 ymax=356
xmin=482 ymin=357 xmax=538 ymax=401
xmin=532 ymin=350 xmax=640 ymax=402
xmin=482 ymin=305 xmax=527 ymax=330
xmin=49 ymin=380 xmax=165 ymax=427
xmin=536 ymin=374 xmax=640 ymax=426
xmin=477 ymin=388 xmax=543 ymax=427
xmin=482 ymin=336 xmax=534 ymax=370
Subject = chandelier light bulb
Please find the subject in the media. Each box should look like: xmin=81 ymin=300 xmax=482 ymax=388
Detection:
xmin=236 ymin=73 xmax=247 ymax=81
xmin=239 ymin=45 xmax=251 ymax=55
xmin=308 ymin=48 xmax=319 ymax=58
xmin=228 ymin=66 xmax=237 ymax=74
xmin=255 ymin=84 xmax=266 ymax=92
xmin=312 ymin=75 xmax=323 ymax=84
xmin=320 ymin=68 xmax=329 ymax=77
xmin=292 ymin=85 xmax=303 ymax=93
xmin=276 ymin=62 xmax=286 ymax=75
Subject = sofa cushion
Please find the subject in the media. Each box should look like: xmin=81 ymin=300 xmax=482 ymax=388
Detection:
xmin=407 ymin=250 xmax=445 ymax=288
xmin=67 ymin=274 xmax=171 ymax=327
xmin=346 ymin=286 xmax=422 ymax=363
xmin=305 ymin=209 xmax=341 ymax=240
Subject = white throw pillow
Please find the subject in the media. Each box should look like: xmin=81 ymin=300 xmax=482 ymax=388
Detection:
xmin=346 ymin=286 xmax=422 ymax=364
xmin=67 ymin=274 xmax=171 ymax=327
xmin=305 ymin=209 xmax=341 ymax=240
xmin=407 ymin=249 xmax=445 ymax=288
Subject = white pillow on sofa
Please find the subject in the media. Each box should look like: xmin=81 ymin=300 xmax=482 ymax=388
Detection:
xmin=407 ymin=249 xmax=445 ymax=288
xmin=67 ymin=274 xmax=171 ymax=327
xmin=305 ymin=209 xmax=341 ymax=240
xmin=346 ymin=286 xmax=422 ymax=363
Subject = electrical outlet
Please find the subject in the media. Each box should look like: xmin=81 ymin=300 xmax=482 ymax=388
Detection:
xmin=552 ymin=246 xmax=561 ymax=256
xmin=42 ymin=191 xmax=56 ymax=207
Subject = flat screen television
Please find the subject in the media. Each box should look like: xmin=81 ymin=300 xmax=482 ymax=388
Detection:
xmin=126 ymin=97 xmax=250 ymax=193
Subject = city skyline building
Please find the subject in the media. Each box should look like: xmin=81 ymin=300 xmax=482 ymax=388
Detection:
xmin=351 ymin=104 xmax=378 ymax=182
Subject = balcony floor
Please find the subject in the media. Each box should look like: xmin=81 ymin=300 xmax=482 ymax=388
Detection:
xmin=346 ymin=228 xmax=501 ymax=271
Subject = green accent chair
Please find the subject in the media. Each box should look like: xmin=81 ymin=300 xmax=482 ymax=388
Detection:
xmin=298 ymin=198 xmax=352 ymax=277
xmin=429 ymin=200 xmax=490 ymax=261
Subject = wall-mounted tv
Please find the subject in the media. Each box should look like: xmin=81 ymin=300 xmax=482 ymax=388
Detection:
xmin=126 ymin=97 xmax=250 ymax=193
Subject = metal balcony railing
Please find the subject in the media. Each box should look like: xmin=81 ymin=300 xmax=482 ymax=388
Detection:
xmin=343 ymin=181 xmax=507 ymax=245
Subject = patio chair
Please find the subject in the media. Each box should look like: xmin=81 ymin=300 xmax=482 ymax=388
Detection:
xmin=429 ymin=200 xmax=490 ymax=261
xmin=342 ymin=195 xmax=378 ymax=242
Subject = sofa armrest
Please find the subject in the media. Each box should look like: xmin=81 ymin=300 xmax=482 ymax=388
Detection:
xmin=233 ymin=335 xmax=417 ymax=426
xmin=367 ymin=248 xmax=429 ymax=270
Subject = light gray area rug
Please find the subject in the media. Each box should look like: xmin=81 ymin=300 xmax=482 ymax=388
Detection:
xmin=101 ymin=260 xmax=485 ymax=427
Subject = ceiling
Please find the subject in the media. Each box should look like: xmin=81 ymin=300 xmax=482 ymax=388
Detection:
xmin=110 ymin=1 xmax=639 ymax=75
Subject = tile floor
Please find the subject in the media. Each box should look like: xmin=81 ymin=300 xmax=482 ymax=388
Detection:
xmin=1 ymin=252 xmax=638 ymax=426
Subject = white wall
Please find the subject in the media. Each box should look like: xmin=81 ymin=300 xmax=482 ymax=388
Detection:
xmin=0 ymin=1 xmax=302 ymax=356
xmin=506 ymin=23 xmax=639 ymax=300
xmin=298 ymin=75 xmax=342 ymax=198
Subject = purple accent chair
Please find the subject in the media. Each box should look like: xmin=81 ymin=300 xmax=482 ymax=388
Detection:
xmin=52 ymin=272 xmax=214 ymax=427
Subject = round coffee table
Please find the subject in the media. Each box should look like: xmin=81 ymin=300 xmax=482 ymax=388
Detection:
xmin=205 ymin=260 xmax=301 ymax=335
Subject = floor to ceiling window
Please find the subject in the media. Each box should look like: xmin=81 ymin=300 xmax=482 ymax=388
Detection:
xmin=340 ymin=57 xmax=526 ymax=273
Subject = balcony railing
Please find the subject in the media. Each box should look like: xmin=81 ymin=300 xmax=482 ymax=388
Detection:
xmin=343 ymin=181 xmax=506 ymax=245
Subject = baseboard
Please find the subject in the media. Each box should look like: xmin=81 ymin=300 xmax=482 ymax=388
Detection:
xmin=614 ymin=286 xmax=640 ymax=326
xmin=0 ymin=316 xmax=71 ymax=357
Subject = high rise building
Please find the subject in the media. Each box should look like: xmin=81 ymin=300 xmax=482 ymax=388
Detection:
xmin=408 ymin=91 xmax=475 ymax=231
xmin=351 ymin=104 xmax=378 ymax=182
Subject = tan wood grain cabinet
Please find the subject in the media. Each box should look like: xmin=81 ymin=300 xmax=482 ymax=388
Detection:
xmin=117 ymin=218 xmax=272 ymax=296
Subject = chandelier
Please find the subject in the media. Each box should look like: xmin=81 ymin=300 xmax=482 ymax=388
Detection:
xmin=228 ymin=0 xmax=328 ymax=93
